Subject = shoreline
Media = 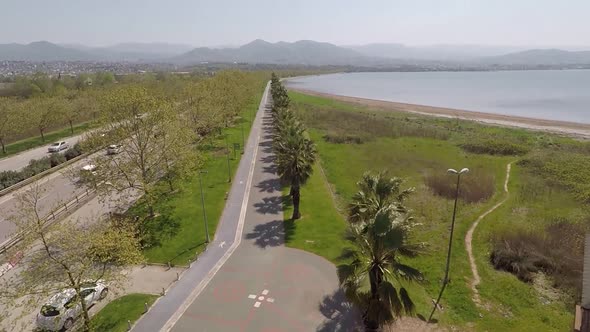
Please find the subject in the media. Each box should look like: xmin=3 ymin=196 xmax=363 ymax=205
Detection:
xmin=289 ymin=88 xmax=590 ymax=139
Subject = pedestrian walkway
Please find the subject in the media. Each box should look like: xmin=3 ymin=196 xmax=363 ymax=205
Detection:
xmin=134 ymin=82 xmax=357 ymax=331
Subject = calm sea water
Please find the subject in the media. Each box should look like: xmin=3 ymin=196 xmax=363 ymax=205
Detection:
xmin=286 ymin=70 xmax=590 ymax=124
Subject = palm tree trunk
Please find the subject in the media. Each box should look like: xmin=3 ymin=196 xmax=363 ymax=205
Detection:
xmin=291 ymin=184 xmax=301 ymax=220
xmin=364 ymin=265 xmax=383 ymax=331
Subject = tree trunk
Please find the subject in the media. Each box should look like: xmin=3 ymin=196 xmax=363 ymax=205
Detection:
xmin=69 ymin=120 xmax=74 ymax=134
xmin=80 ymin=293 xmax=92 ymax=332
xmin=0 ymin=138 xmax=5 ymax=154
xmin=39 ymin=128 xmax=45 ymax=142
xmin=291 ymin=184 xmax=301 ymax=220
xmin=363 ymin=265 xmax=384 ymax=331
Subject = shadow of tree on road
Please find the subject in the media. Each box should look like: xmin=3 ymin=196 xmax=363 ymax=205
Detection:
xmin=255 ymin=178 xmax=281 ymax=193
xmin=246 ymin=219 xmax=286 ymax=248
xmin=253 ymin=196 xmax=283 ymax=214
xmin=317 ymin=289 xmax=362 ymax=332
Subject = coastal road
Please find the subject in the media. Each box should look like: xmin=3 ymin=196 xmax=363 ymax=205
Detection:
xmin=0 ymin=133 xmax=85 ymax=172
xmin=133 ymin=83 xmax=356 ymax=331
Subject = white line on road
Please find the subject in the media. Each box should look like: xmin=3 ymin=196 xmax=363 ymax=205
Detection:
xmin=159 ymin=83 xmax=267 ymax=332
xmin=219 ymin=241 xmax=226 ymax=248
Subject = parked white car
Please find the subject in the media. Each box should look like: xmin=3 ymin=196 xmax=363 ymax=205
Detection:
xmin=48 ymin=141 xmax=69 ymax=153
xmin=36 ymin=281 xmax=108 ymax=331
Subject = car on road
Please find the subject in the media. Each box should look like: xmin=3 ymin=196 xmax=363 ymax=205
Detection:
xmin=36 ymin=281 xmax=108 ymax=331
xmin=48 ymin=141 xmax=69 ymax=153
xmin=106 ymin=144 xmax=122 ymax=155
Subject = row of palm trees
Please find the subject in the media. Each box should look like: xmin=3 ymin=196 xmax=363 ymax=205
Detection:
xmin=269 ymin=74 xmax=425 ymax=331
xmin=269 ymin=74 xmax=317 ymax=220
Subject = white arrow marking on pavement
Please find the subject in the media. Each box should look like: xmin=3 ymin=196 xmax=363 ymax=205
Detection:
xmin=219 ymin=241 xmax=226 ymax=248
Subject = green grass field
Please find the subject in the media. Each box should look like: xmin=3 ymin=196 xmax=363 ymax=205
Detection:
xmin=0 ymin=122 xmax=92 ymax=159
xmin=91 ymin=293 xmax=159 ymax=332
xmin=282 ymin=91 xmax=581 ymax=331
xmin=135 ymin=90 xmax=262 ymax=266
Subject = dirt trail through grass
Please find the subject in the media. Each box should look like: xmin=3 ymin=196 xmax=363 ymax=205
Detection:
xmin=465 ymin=162 xmax=512 ymax=306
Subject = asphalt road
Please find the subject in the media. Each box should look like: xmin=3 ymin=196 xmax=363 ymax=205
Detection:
xmin=133 ymin=82 xmax=358 ymax=332
xmin=0 ymin=155 xmax=93 ymax=247
xmin=0 ymin=133 xmax=85 ymax=172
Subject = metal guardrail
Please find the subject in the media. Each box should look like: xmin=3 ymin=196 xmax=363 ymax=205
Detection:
xmin=0 ymin=185 xmax=97 ymax=255
xmin=0 ymin=151 xmax=90 ymax=198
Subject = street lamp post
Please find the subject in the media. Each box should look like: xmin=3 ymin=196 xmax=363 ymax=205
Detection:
xmin=220 ymin=128 xmax=231 ymax=183
xmin=428 ymin=167 xmax=469 ymax=323
xmin=198 ymin=170 xmax=210 ymax=243
xmin=240 ymin=118 xmax=245 ymax=154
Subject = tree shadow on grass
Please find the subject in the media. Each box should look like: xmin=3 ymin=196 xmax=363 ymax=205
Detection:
xmin=138 ymin=203 xmax=180 ymax=250
xmin=166 ymin=240 xmax=208 ymax=265
xmin=317 ymin=289 xmax=363 ymax=332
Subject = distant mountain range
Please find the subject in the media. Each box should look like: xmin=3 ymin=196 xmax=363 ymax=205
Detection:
xmin=172 ymin=39 xmax=370 ymax=65
xmin=1 ymin=40 xmax=590 ymax=67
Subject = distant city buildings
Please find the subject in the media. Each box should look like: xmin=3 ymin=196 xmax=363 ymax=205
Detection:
xmin=0 ymin=60 xmax=176 ymax=77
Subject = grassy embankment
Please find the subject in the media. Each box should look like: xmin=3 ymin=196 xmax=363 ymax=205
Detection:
xmin=130 ymin=87 xmax=263 ymax=266
xmin=282 ymin=91 xmax=586 ymax=331
xmin=91 ymin=293 xmax=158 ymax=332
xmin=0 ymin=121 xmax=92 ymax=159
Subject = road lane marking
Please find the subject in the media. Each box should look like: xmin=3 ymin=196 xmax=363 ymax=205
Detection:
xmin=159 ymin=82 xmax=268 ymax=332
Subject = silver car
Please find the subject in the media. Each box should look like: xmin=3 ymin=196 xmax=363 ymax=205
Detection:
xmin=36 ymin=281 xmax=108 ymax=331
xmin=48 ymin=141 xmax=69 ymax=153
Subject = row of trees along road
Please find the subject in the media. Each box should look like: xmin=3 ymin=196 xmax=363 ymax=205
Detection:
xmin=0 ymin=71 xmax=210 ymax=155
xmin=0 ymin=70 xmax=267 ymax=332
xmin=269 ymin=73 xmax=317 ymax=220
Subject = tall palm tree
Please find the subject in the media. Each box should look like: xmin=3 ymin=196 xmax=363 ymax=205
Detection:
xmin=339 ymin=172 xmax=423 ymax=331
xmin=274 ymin=120 xmax=316 ymax=220
xmin=348 ymin=171 xmax=415 ymax=224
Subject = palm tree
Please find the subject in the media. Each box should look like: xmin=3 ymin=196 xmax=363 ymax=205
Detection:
xmin=348 ymin=171 xmax=415 ymax=224
xmin=339 ymin=172 xmax=423 ymax=331
xmin=274 ymin=120 xmax=316 ymax=220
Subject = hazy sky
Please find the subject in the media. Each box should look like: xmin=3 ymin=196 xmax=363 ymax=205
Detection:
xmin=1 ymin=0 xmax=589 ymax=47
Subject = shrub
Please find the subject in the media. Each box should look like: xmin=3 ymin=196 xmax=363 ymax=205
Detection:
xmin=460 ymin=139 xmax=529 ymax=155
xmin=323 ymin=133 xmax=366 ymax=144
xmin=49 ymin=153 xmax=66 ymax=167
xmin=21 ymin=157 xmax=51 ymax=178
xmin=519 ymin=151 xmax=590 ymax=203
xmin=0 ymin=170 xmax=25 ymax=189
xmin=490 ymin=220 xmax=585 ymax=297
xmin=425 ymin=170 xmax=495 ymax=203
xmin=64 ymin=143 xmax=84 ymax=161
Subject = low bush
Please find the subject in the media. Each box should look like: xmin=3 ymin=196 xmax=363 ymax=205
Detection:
xmin=491 ymin=220 xmax=585 ymax=297
xmin=519 ymin=151 xmax=590 ymax=203
xmin=0 ymin=170 xmax=25 ymax=189
xmin=425 ymin=170 xmax=495 ymax=203
xmin=295 ymin=107 xmax=450 ymax=141
xmin=460 ymin=139 xmax=529 ymax=155
xmin=49 ymin=153 xmax=66 ymax=167
xmin=64 ymin=143 xmax=84 ymax=160
xmin=323 ymin=133 xmax=366 ymax=144
xmin=0 ymin=146 xmax=81 ymax=189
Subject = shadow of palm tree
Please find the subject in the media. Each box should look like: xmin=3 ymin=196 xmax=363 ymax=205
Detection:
xmin=260 ymin=154 xmax=275 ymax=164
xmin=253 ymin=196 xmax=283 ymax=214
xmin=245 ymin=219 xmax=285 ymax=248
xmin=317 ymin=289 xmax=363 ymax=332
xmin=255 ymin=178 xmax=281 ymax=193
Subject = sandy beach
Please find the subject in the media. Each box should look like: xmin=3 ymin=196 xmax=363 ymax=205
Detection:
xmin=289 ymin=88 xmax=590 ymax=139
